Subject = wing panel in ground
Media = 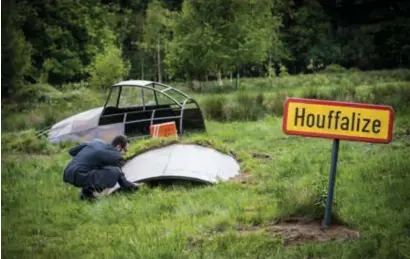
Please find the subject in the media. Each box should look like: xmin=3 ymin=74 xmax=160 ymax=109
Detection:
xmin=108 ymin=144 xmax=240 ymax=193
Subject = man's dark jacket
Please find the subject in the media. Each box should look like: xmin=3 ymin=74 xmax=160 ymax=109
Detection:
xmin=63 ymin=139 xmax=134 ymax=189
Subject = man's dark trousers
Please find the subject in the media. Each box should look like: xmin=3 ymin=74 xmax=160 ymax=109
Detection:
xmin=76 ymin=166 xmax=131 ymax=198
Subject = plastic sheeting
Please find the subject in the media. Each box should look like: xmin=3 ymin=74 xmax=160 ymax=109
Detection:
xmin=108 ymin=144 xmax=240 ymax=193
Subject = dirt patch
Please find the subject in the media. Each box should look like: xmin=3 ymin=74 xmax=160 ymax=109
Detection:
xmin=238 ymin=217 xmax=360 ymax=247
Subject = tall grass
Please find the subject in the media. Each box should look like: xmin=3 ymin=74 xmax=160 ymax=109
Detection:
xmin=200 ymin=81 xmax=410 ymax=121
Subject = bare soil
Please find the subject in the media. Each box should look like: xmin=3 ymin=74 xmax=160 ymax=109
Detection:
xmin=237 ymin=216 xmax=360 ymax=246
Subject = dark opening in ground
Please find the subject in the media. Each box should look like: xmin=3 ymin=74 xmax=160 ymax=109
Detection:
xmin=139 ymin=178 xmax=210 ymax=189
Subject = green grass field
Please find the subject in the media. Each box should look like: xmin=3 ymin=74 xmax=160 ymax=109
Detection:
xmin=2 ymin=70 xmax=410 ymax=258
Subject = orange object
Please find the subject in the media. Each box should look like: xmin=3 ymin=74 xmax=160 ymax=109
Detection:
xmin=150 ymin=121 xmax=178 ymax=138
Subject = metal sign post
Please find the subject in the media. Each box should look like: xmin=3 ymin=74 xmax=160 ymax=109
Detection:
xmin=323 ymin=138 xmax=340 ymax=227
xmin=282 ymin=97 xmax=394 ymax=227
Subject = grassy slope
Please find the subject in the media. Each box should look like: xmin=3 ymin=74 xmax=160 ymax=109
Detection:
xmin=2 ymin=113 xmax=410 ymax=259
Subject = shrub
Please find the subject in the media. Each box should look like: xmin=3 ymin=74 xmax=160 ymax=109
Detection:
xmin=12 ymin=83 xmax=62 ymax=107
xmin=279 ymin=64 xmax=289 ymax=77
xmin=354 ymin=86 xmax=375 ymax=103
xmin=201 ymin=92 xmax=266 ymax=121
xmin=1 ymin=130 xmax=56 ymax=154
xmin=222 ymin=100 xmax=243 ymax=121
xmin=308 ymin=74 xmax=331 ymax=87
xmin=201 ymin=95 xmax=227 ymax=121
xmin=322 ymin=64 xmax=347 ymax=73
xmin=329 ymin=85 xmax=357 ymax=101
xmin=301 ymin=86 xmax=333 ymax=100
xmin=370 ymin=83 xmax=410 ymax=111
xmin=263 ymin=92 xmax=288 ymax=116
xmin=237 ymin=92 xmax=266 ymax=121
xmin=348 ymin=67 xmax=361 ymax=72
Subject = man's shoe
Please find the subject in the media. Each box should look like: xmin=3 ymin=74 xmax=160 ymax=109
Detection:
xmin=79 ymin=189 xmax=97 ymax=201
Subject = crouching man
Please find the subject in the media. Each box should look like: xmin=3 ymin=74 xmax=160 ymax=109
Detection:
xmin=63 ymin=135 xmax=138 ymax=200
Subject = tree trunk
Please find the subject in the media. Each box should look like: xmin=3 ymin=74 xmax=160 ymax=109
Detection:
xmin=217 ymin=69 xmax=223 ymax=86
xmin=157 ymin=37 xmax=162 ymax=83
xmin=230 ymin=72 xmax=233 ymax=83
xmin=235 ymin=65 xmax=240 ymax=90
xmin=140 ymin=50 xmax=144 ymax=80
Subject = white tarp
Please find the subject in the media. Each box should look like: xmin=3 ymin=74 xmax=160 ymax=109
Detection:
xmin=48 ymin=107 xmax=124 ymax=143
xmin=108 ymin=144 xmax=241 ymax=193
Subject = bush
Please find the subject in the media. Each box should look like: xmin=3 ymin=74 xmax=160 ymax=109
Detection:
xmin=348 ymin=67 xmax=361 ymax=72
xmin=12 ymin=84 xmax=62 ymax=108
xmin=222 ymin=101 xmax=243 ymax=121
xmin=233 ymin=92 xmax=265 ymax=121
xmin=201 ymin=92 xmax=266 ymax=121
xmin=322 ymin=64 xmax=347 ymax=73
xmin=279 ymin=64 xmax=289 ymax=77
xmin=329 ymin=85 xmax=357 ymax=101
xmin=1 ymin=130 xmax=56 ymax=154
xmin=301 ymin=86 xmax=333 ymax=100
xmin=369 ymin=83 xmax=410 ymax=111
xmin=202 ymin=95 xmax=227 ymax=121
xmin=263 ymin=92 xmax=288 ymax=116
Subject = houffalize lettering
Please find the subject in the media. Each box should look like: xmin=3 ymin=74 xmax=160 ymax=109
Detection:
xmin=293 ymin=107 xmax=382 ymax=134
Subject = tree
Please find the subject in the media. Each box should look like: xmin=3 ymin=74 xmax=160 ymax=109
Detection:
xmin=224 ymin=0 xmax=280 ymax=87
xmin=1 ymin=0 xmax=33 ymax=98
xmin=142 ymin=0 xmax=171 ymax=82
xmin=166 ymin=0 xmax=279 ymax=87
xmin=87 ymin=38 xmax=131 ymax=90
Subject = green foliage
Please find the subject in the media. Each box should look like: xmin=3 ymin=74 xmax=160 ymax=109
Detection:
xmin=142 ymin=0 xmax=171 ymax=82
xmin=23 ymin=1 xmax=120 ymax=85
xmin=2 ymin=0 xmax=410 ymax=98
xmin=201 ymin=91 xmax=266 ymax=122
xmin=202 ymin=95 xmax=227 ymax=121
xmin=166 ymin=0 xmax=279 ymax=81
xmin=266 ymin=63 xmax=276 ymax=80
xmin=12 ymin=83 xmax=61 ymax=104
xmin=1 ymin=130 xmax=56 ymax=154
xmin=282 ymin=0 xmax=339 ymax=71
xmin=279 ymin=63 xmax=289 ymax=77
xmin=226 ymin=92 xmax=266 ymax=121
xmin=194 ymin=70 xmax=410 ymax=122
xmin=263 ymin=91 xmax=288 ymax=116
xmin=1 ymin=0 xmax=33 ymax=97
xmin=88 ymin=42 xmax=131 ymax=90
xmin=142 ymin=0 xmax=170 ymax=48
xmin=2 ymin=86 xmax=104 ymax=132
xmin=322 ymin=64 xmax=348 ymax=73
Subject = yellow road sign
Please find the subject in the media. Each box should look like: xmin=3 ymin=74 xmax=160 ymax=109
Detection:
xmin=282 ymin=98 xmax=394 ymax=143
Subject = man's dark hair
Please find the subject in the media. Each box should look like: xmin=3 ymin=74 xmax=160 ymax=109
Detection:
xmin=111 ymin=135 xmax=129 ymax=149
